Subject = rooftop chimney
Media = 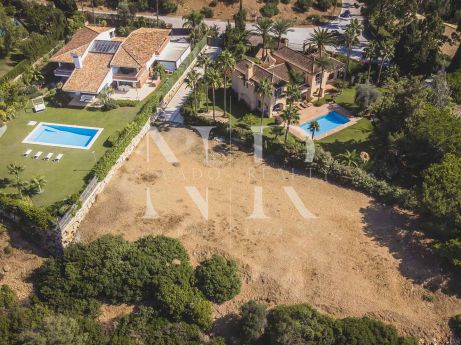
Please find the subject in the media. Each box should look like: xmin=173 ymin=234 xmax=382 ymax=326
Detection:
xmin=71 ymin=51 xmax=83 ymax=69
xmin=244 ymin=61 xmax=254 ymax=80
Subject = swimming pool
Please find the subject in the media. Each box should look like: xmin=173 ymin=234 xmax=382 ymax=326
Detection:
xmin=22 ymin=122 xmax=103 ymax=149
xmin=300 ymin=111 xmax=350 ymax=138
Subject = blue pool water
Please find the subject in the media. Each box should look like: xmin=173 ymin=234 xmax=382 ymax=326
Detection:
xmin=23 ymin=123 xmax=103 ymax=149
xmin=300 ymin=111 xmax=350 ymax=138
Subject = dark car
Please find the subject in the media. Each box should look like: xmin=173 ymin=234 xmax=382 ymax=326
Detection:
xmin=340 ymin=10 xmax=351 ymax=18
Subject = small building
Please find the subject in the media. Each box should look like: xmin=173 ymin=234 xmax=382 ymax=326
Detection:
xmin=49 ymin=25 xmax=191 ymax=99
xmin=232 ymin=46 xmax=344 ymax=117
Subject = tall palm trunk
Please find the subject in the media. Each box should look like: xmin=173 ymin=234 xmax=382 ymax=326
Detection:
xmin=156 ymin=0 xmax=159 ymax=27
xmin=344 ymin=47 xmax=351 ymax=81
xmin=15 ymin=174 xmax=22 ymax=198
xmin=194 ymin=87 xmax=197 ymax=114
xmin=318 ymin=68 xmax=325 ymax=101
xmin=377 ymin=57 xmax=385 ymax=84
xmin=367 ymin=60 xmax=372 ymax=83
xmin=212 ymin=87 xmax=216 ymax=121
xmin=260 ymin=97 xmax=265 ymax=133
xmin=284 ymin=120 xmax=291 ymax=143
xmin=223 ymin=74 xmax=227 ymax=116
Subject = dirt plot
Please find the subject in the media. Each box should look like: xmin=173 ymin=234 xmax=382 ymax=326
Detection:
xmin=78 ymin=126 xmax=461 ymax=343
xmin=0 ymin=223 xmax=45 ymax=300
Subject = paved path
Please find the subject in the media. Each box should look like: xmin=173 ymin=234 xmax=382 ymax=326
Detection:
xmin=161 ymin=46 xmax=222 ymax=124
xmin=87 ymin=0 xmax=367 ymax=58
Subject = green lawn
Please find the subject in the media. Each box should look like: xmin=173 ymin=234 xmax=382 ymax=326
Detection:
xmin=0 ymin=50 xmax=24 ymax=78
xmin=319 ymin=118 xmax=373 ymax=155
xmin=0 ymin=103 xmax=139 ymax=206
xmin=325 ymin=87 xmax=359 ymax=113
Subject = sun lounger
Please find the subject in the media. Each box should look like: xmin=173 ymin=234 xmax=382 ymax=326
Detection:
xmin=22 ymin=149 xmax=32 ymax=157
xmin=33 ymin=151 xmax=42 ymax=159
xmin=44 ymin=153 xmax=53 ymax=161
xmin=53 ymin=153 xmax=63 ymax=163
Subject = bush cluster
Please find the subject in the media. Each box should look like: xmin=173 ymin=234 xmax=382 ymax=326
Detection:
xmin=238 ymin=302 xmax=417 ymax=345
xmin=295 ymin=0 xmax=313 ymax=12
xmin=260 ymin=1 xmax=279 ymax=17
xmin=35 ymin=235 xmax=241 ymax=330
xmin=200 ymin=6 xmax=213 ymax=18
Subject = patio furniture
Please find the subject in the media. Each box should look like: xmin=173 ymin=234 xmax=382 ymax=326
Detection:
xmin=23 ymin=149 xmax=32 ymax=157
xmin=80 ymin=95 xmax=95 ymax=103
xmin=53 ymin=153 xmax=63 ymax=163
xmin=33 ymin=151 xmax=42 ymax=159
xmin=44 ymin=153 xmax=53 ymax=161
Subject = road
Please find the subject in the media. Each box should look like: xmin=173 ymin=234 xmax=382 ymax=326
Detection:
xmin=87 ymin=0 xmax=367 ymax=59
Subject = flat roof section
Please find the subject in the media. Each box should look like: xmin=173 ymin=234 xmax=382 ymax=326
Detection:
xmin=157 ymin=42 xmax=190 ymax=62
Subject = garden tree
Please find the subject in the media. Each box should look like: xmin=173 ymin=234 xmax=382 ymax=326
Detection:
xmin=447 ymin=69 xmax=461 ymax=104
xmin=376 ymin=39 xmax=395 ymax=84
xmin=270 ymin=125 xmax=285 ymax=142
xmin=52 ymin=0 xmax=77 ymax=16
xmin=21 ymin=2 xmax=67 ymax=38
xmin=316 ymin=0 xmax=337 ymax=11
xmin=0 ymin=3 xmax=19 ymax=57
xmin=363 ymin=40 xmax=379 ymax=83
xmin=0 ymin=81 xmax=27 ymax=122
xmin=295 ymin=0 xmax=313 ymax=13
xmin=197 ymin=53 xmax=212 ymax=110
xmin=205 ymin=66 xmax=222 ymax=120
xmin=452 ymin=314 xmax=461 ymax=337
xmin=30 ymin=175 xmax=47 ymax=194
xmin=117 ymin=0 xmax=137 ymax=28
xmin=218 ymin=50 xmax=236 ymax=117
xmin=6 ymin=162 xmax=25 ymax=198
xmin=343 ymin=19 xmax=362 ymax=80
xmin=393 ymin=13 xmax=445 ymax=75
xmin=186 ymin=69 xmax=200 ymax=114
xmin=234 ymin=0 xmax=247 ymax=32
xmin=271 ymin=19 xmax=294 ymax=49
xmin=183 ymin=10 xmax=205 ymax=45
xmin=256 ymin=78 xmax=273 ymax=131
xmin=253 ymin=17 xmax=273 ymax=59
xmin=308 ymin=120 xmax=320 ymax=139
xmin=337 ymin=149 xmax=361 ymax=167
xmin=430 ymin=71 xmax=452 ymax=108
xmin=354 ymin=83 xmax=381 ymax=110
xmin=266 ymin=304 xmax=338 ymax=345
xmin=239 ymin=300 xmax=267 ymax=344
xmin=309 ymin=28 xmax=334 ymax=58
xmin=195 ymin=255 xmax=242 ymax=304
xmin=369 ymin=77 xmax=461 ymax=186
xmin=421 ymin=154 xmax=461 ymax=237
xmin=17 ymin=315 xmax=90 ymax=345
xmin=314 ymin=55 xmax=331 ymax=100
xmin=281 ymin=103 xmax=300 ymax=143
xmin=224 ymin=26 xmax=251 ymax=58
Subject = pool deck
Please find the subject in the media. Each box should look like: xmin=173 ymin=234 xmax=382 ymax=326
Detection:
xmin=290 ymin=103 xmax=360 ymax=141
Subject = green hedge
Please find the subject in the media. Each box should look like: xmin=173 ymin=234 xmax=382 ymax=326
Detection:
xmin=0 ymin=194 xmax=55 ymax=230
xmin=90 ymin=36 xmax=207 ymax=181
xmin=114 ymin=99 xmax=139 ymax=107
xmin=0 ymin=60 xmax=31 ymax=85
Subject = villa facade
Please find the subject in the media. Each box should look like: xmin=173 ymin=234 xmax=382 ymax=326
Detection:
xmin=50 ymin=25 xmax=191 ymax=97
xmin=232 ymin=46 xmax=344 ymax=117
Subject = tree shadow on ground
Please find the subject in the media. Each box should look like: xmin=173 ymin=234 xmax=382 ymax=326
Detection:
xmin=212 ymin=313 xmax=241 ymax=345
xmin=320 ymin=138 xmax=370 ymax=156
xmin=360 ymin=202 xmax=461 ymax=298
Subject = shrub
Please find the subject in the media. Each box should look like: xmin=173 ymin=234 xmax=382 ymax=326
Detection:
xmin=313 ymin=98 xmax=326 ymax=106
xmin=240 ymin=300 xmax=267 ymax=344
xmin=281 ymin=0 xmax=290 ymax=4
xmin=102 ymin=98 xmax=119 ymax=111
xmin=451 ymin=314 xmax=461 ymax=338
xmin=105 ymin=130 xmax=121 ymax=147
xmin=260 ymin=2 xmax=279 ymax=17
xmin=200 ymin=6 xmax=213 ymax=18
xmin=355 ymin=83 xmax=381 ymax=111
xmin=209 ymin=0 xmax=217 ymax=6
xmin=114 ymin=99 xmax=138 ymax=107
xmin=294 ymin=0 xmax=313 ymax=12
xmin=195 ymin=255 xmax=241 ymax=304
xmin=240 ymin=113 xmax=261 ymax=126
xmin=316 ymin=0 xmax=336 ymax=11
xmin=447 ymin=70 xmax=461 ymax=104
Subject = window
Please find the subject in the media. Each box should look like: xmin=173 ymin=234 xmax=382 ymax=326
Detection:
xmin=328 ymin=72 xmax=335 ymax=80
xmin=315 ymin=73 xmax=322 ymax=83
xmin=258 ymin=100 xmax=262 ymax=108
xmin=274 ymin=87 xmax=283 ymax=99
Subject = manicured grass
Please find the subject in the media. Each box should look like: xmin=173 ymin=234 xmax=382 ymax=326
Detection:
xmin=0 ymin=55 xmax=16 ymax=78
xmin=325 ymin=87 xmax=359 ymax=113
xmin=319 ymin=118 xmax=373 ymax=155
xmin=0 ymin=103 xmax=139 ymax=207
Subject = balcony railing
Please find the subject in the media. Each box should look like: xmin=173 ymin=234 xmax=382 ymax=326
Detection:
xmin=113 ymin=68 xmax=147 ymax=82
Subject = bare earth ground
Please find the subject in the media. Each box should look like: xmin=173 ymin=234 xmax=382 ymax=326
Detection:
xmin=0 ymin=223 xmax=45 ymax=300
xmin=77 ymin=126 xmax=461 ymax=343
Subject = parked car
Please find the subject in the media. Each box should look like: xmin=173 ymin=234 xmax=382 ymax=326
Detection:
xmin=340 ymin=10 xmax=351 ymax=18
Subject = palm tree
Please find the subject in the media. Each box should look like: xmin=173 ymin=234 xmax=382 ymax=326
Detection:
xmin=309 ymin=28 xmax=334 ymax=58
xmin=206 ymin=66 xmax=222 ymax=121
xmin=232 ymin=29 xmax=251 ymax=58
xmin=281 ymin=106 xmax=300 ymax=143
xmin=253 ymin=17 xmax=273 ymax=59
xmin=271 ymin=125 xmax=284 ymax=142
xmin=377 ymin=39 xmax=395 ymax=84
xmin=314 ymin=56 xmax=331 ymax=101
xmin=197 ymin=53 xmax=212 ymax=110
xmin=31 ymin=176 xmax=47 ymax=194
xmin=218 ymin=50 xmax=236 ymax=117
xmin=285 ymin=82 xmax=302 ymax=107
xmin=156 ymin=0 xmax=159 ymax=27
xmin=363 ymin=40 xmax=378 ymax=83
xmin=271 ymin=19 xmax=293 ymax=49
xmin=186 ymin=69 xmax=200 ymax=114
xmin=308 ymin=120 xmax=320 ymax=139
xmin=337 ymin=149 xmax=360 ymax=167
xmin=7 ymin=162 xmax=25 ymax=198
xmin=256 ymin=78 xmax=272 ymax=131
xmin=183 ymin=11 xmax=205 ymax=45
xmin=343 ymin=20 xmax=362 ymax=80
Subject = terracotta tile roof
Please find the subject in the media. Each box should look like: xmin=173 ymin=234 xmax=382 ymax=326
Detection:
xmin=273 ymin=46 xmax=344 ymax=74
xmin=111 ymin=28 xmax=171 ymax=68
xmin=62 ymin=53 xmax=112 ymax=94
xmin=50 ymin=25 xmax=113 ymax=63
xmin=235 ymin=59 xmax=288 ymax=87
xmin=267 ymin=63 xmax=290 ymax=82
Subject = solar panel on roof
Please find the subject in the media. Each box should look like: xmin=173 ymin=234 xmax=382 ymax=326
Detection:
xmin=90 ymin=40 xmax=121 ymax=54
